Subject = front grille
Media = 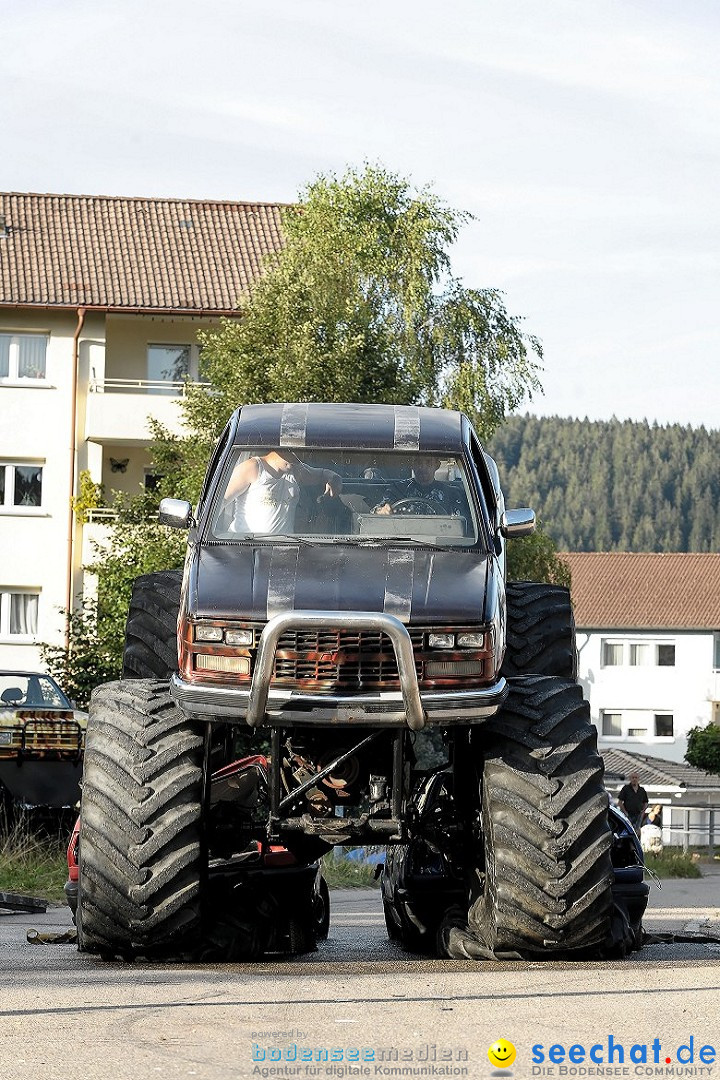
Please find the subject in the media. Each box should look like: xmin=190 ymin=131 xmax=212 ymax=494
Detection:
xmin=269 ymin=625 xmax=488 ymax=690
xmin=186 ymin=621 xmax=494 ymax=692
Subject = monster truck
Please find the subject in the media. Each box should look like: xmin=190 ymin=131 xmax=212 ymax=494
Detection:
xmin=0 ymin=671 xmax=87 ymax=818
xmin=77 ymin=403 xmax=648 ymax=960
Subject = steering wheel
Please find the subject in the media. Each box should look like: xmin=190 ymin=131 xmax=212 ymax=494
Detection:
xmin=390 ymin=497 xmax=440 ymax=515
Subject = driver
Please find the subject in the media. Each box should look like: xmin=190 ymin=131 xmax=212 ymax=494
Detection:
xmin=373 ymin=454 xmax=463 ymax=515
xmin=223 ymin=450 xmax=342 ymax=534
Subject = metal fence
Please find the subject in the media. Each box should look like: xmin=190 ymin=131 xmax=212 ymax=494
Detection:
xmin=661 ymin=805 xmax=720 ymax=856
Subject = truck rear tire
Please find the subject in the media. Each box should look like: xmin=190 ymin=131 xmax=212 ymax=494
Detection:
xmin=502 ymin=581 xmax=577 ymax=679
xmin=78 ymin=680 xmax=204 ymax=959
xmin=468 ymin=676 xmax=613 ymax=957
xmin=122 ymin=570 xmax=182 ymax=680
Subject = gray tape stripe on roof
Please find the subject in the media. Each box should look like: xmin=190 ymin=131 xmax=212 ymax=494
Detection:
xmin=383 ymin=550 xmax=414 ymax=623
xmin=279 ymin=403 xmax=308 ymax=446
xmin=393 ymin=405 xmax=421 ymax=450
xmin=267 ymin=546 xmax=300 ymax=619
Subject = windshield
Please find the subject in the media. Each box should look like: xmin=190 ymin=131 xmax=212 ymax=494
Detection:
xmin=210 ymin=448 xmax=481 ymax=547
xmin=0 ymin=673 xmax=71 ymax=709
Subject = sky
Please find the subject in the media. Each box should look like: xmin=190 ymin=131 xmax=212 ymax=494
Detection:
xmin=4 ymin=0 xmax=720 ymax=429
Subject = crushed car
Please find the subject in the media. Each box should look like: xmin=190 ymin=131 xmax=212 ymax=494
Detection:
xmin=0 ymin=671 xmax=87 ymax=816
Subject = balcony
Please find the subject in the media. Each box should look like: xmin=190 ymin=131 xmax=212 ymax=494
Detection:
xmin=84 ymin=378 xmax=205 ymax=444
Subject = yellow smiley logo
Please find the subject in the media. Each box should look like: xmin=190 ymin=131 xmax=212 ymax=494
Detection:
xmin=488 ymin=1039 xmax=516 ymax=1068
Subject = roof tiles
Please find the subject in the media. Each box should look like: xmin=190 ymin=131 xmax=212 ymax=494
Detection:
xmin=0 ymin=192 xmax=286 ymax=313
xmin=563 ymin=552 xmax=720 ymax=630
xmin=601 ymin=747 xmax=720 ymax=791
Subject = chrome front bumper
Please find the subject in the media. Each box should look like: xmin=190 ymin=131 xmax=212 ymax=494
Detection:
xmin=172 ymin=609 xmax=507 ymax=730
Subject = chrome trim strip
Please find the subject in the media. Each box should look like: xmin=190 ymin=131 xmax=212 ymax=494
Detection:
xmin=170 ymin=672 xmax=507 ymax=728
xmin=383 ymin=550 xmax=414 ymax=623
xmin=393 ymin=404 xmax=420 ymax=449
xmin=279 ymin=402 xmax=308 ymax=447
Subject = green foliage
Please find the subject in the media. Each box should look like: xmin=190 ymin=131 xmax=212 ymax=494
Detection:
xmin=321 ymin=852 xmax=380 ymax=888
xmin=0 ymin=813 xmax=69 ymax=902
xmin=70 ymin=469 xmax=105 ymax=525
xmin=41 ymin=495 xmax=186 ymax=706
xmin=39 ymin=600 xmax=121 ymax=709
xmin=489 ymin=415 xmax=720 ymax=552
xmin=685 ymin=723 xmax=720 ymax=775
xmin=153 ymin=164 xmax=542 ymax=496
xmin=644 ymin=851 xmax=703 ymax=878
xmin=506 ymin=528 xmax=572 ymax=586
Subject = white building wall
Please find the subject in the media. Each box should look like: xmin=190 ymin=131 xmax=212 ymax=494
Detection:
xmin=1 ymin=307 xmax=222 ymax=674
xmin=577 ymin=628 xmax=718 ymax=763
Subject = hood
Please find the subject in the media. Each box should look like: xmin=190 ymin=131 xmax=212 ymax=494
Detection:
xmin=191 ymin=543 xmax=490 ymax=625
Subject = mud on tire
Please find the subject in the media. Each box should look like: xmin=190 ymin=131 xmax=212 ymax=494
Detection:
xmin=122 ymin=570 xmax=182 ymax=680
xmin=468 ymin=676 xmax=613 ymax=957
xmin=502 ymin=581 xmax=577 ymax=679
xmin=78 ymin=679 xmax=204 ymax=959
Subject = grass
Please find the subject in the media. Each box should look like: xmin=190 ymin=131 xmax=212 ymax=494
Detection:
xmin=643 ymin=850 xmax=703 ymax=879
xmin=321 ymin=852 xmax=381 ymax=888
xmin=0 ymin=813 xmax=69 ymax=903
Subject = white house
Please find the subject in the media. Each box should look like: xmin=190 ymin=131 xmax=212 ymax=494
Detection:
xmin=563 ymin=552 xmax=720 ymax=764
xmin=0 ymin=192 xmax=285 ymax=669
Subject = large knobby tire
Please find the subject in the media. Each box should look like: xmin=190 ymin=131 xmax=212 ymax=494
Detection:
xmin=77 ymin=680 xmax=204 ymax=959
xmin=468 ymin=676 xmax=613 ymax=957
xmin=502 ymin=581 xmax=577 ymax=679
xmin=122 ymin=570 xmax=182 ymax=680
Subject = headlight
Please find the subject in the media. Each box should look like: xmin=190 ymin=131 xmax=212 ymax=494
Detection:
xmin=195 ymin=625 xmax=223 ymax=642
xmin=428 ymin=632 xmax=455 ymax=649
xmin=457 ymin=632 xmax=485 ymax=648
xmin=226 ymin=628 xmax=254 ymax=646
xmin=195 ymin=655 xmax=250 ymax=674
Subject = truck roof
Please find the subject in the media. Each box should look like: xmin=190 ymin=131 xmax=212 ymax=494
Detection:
xmin=230 ymin=403 xmax=466 ymax=453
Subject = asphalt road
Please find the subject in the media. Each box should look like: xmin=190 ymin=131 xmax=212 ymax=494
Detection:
xmin=1 ymin=875 xmax=719 ymax=1080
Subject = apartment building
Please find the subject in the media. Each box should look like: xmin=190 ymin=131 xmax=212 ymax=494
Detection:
xmin=0 ymin=192 xmax=284 ymax=669
xmin=564 ymin=551 xmax=720 ymax=763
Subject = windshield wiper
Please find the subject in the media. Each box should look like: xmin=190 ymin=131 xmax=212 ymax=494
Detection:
xmin=233 ymin=533 xmax=313 ymax=545
xmin=332 ymin=536 xmax=451 ymax=552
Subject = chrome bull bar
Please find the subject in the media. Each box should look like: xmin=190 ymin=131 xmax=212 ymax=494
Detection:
xmin=245 ymin=610 xmax=427 ymax=731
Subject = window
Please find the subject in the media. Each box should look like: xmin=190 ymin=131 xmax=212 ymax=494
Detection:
xmin=599 ymin=708 xmax=674 ymax=741
xmin=655 ymin=713 xmax=674 ymax=737
xmin=0 ymin=591 xmax=39 ymax=637
xmin=0 ymin=333 xmax=48 ymax=380
xmin=657 ymin=644 xmax=675 ymax=667
xmin=714 ymin=633 xmax=720 ymax=671
xmin=147 ymin=344 xmax=191 ymax=393
xmin=629 ymin=643 xmax=651 ymax=666
xmin=601 ymin=711 xmax=622 ymax=736
xmin=0 ymin=463 xmax=43 ymax=508
xmin=602 ymin=642 xmax=624 ymax=666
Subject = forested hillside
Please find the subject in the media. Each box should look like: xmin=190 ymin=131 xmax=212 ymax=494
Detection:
xmin=488 ymin=416 xmax=720 ymax=552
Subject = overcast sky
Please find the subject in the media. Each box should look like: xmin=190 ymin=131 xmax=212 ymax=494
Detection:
xmin=4 ymin=0 xmax=719 ymax=429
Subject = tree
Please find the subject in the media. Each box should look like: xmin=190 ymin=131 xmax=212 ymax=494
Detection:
xmin=155 ymin=164 xmax=542 ymax=491
xmin=506 ymin=528 xmax=571 ymax=587
xmin=52 ymin=163 xmax=544 ymax=692
xmin=685 ymin=723 xmax=720 ymax=776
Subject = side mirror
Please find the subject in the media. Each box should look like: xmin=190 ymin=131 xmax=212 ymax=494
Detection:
xmin=158 ymin=498 xmax=194 ymax=530
xmin=500 ymin=508 xmax=536 ymax=538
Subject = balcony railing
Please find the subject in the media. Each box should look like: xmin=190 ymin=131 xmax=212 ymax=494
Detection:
xmin=89 ymin=378 xmax=210 ymax=395
xmin=85 ymin=508 xmax=119 ymax=523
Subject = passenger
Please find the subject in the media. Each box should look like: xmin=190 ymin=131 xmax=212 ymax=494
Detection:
xmin=223 ymin=450 xmax=342 ymax=535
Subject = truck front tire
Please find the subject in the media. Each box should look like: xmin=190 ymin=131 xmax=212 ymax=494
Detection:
xmin=78 ymin=680 xmax=204 ymax=959
xmin=468 ymin=676 xmax=613 ymax=957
